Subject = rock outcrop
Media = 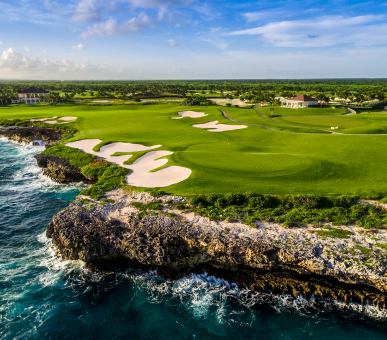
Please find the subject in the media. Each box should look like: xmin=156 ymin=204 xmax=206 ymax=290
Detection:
xmin=34 ymin=153 xmax=97 ymax=183
xmin=0 ymin=126 xmax=63 ymax=145
xmin=47 ymin=197 xmax=387 ymax=308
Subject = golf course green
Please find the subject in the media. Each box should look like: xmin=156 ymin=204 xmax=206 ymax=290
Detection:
xmin=2 ymin=103 xmax=387 ymax=195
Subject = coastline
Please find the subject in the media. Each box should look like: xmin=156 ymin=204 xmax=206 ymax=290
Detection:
xmin=2 ymin=126 xmax=387 ymax=308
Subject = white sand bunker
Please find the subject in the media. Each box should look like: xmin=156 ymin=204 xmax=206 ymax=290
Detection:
xmin=192 ymin=120 xmax=247 ymax=132
xmin=30 ymin=116 xmax=57 ymax=122
xmin=65 ymin=139 xmax=191 ymax=187
xmin=125 ymin=151 xmax=191 ymax=187
xmin=171 ymin=111 xmax=208 ymax=119
xmin=30 ymin=116 xmax=77 ymax=124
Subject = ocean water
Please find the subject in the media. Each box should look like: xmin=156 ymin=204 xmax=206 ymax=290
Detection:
xmin=1 ymin=139 xmax=387 ymax=340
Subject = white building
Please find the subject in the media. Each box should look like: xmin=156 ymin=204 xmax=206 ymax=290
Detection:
xmin=13 ymin=87 xmax=49 ymax=104
xmin=281 ymin=94 xmax=318 ymax=108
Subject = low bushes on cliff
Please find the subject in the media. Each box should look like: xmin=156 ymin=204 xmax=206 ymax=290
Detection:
xmin=82 ymin=159 xmax=111 ymax=178
xmin=42 ymin=145 xmax=129 ymax=199
xmin=43 ymin=145 xmax=96 ymax=168
xmin=80 ymin=166 xmax=129 ymax=199
xmin=184 ymin=194 xmax=386 ymax=229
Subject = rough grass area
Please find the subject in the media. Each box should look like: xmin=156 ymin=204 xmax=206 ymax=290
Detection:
xmin=82 ymin=159 xmax=111 ymax=178
xmin=43 ymin=144 xmax=128 ymax=199
xmin=316 ymin=228 xmax=353 ymax=239
xmin=43 ymin=145 xmax=96 ymax=168
xmin=80 ymin=166 xmax=129 ymax=199
xmin=174 ymin=193 xmax=387 ymax=229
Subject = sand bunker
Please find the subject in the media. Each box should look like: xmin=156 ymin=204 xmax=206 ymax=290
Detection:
xmin=192 ymin=121 xmax=247 ymax=132
xmin=30 ymin=116 xmax=77 ymax=124
xmin=65 ymin=139 xmax=191 ymax=187
xmin=171 ymin=111 xmax=208 ymax=119
xmin=125 ymin=151 xmax=192 ymax=187
xmin=210 ymin=99 xmax=248 ymax=107
xmin=30 ymin=116 xmax=57 ymax=122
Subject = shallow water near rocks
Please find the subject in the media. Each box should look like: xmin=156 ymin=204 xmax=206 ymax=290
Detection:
xmin=1 ymin=138 xmax=387 ymax=339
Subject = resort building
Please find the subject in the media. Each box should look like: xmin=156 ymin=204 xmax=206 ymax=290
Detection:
xmin=281 ymin=94 xmax=318 ymax=108
xmin=13 ymin=87 xmax=49 ymax=104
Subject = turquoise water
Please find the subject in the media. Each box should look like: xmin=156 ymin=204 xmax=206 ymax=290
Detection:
xmin=1 ymin=139 xmax=387 ymax=339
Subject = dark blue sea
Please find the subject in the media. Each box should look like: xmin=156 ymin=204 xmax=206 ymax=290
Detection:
xmin=1 ymin=138 xmax=387 ymax=339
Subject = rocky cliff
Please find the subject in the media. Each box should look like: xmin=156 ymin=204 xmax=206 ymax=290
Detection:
xmin=0 ymin=126 xmax=63 ymax=145
xmin=34 ymin=153 xmax=97 ymax=183
xmin=46 ymin=193 xmax=387 ymax=308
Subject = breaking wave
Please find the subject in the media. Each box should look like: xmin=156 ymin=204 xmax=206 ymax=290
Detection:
xmin=1 ymin=138 xmax=387 ymax=339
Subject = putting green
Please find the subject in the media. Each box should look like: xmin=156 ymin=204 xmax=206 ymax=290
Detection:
xmin=274 ymin=115 xmax=365 ymax=128
xmin=177 ymin=143 xmax=312 ymax=177
xmin=260 ymin=106 xmax=346 ymax=117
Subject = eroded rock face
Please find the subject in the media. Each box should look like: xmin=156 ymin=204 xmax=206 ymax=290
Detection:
xmin=34 ymin=153 xmax=96 ymax=183
xmin=46 ymin=200 xmax=387 ymax=308
xmin=0 ymin=127 xmax=63 ymax=145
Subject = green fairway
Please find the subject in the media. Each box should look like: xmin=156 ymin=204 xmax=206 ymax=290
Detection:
xmin=2 ymin=103 xmax=387 ymax=196
xmin=260 ymin=106 xmax=347 ymax=117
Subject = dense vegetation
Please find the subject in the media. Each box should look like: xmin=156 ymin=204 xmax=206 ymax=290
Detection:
xmin=167 ymin=193 xmax=387 ymax=229
xmin=42 ymin=145 xmax=128 ymax=199
xmin=0 ymin=79 xmax=386 ymax=107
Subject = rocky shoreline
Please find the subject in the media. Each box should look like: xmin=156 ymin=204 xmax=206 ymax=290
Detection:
xmin=0 ymin=126 xmax=63 ymax=145
xmin=2 ymin=126 xmax=387 ymax=308
xmin=47 ymin=190 xmax=387 ymax=308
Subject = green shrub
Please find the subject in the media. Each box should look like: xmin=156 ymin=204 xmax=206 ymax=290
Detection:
xmin=317 ymin=228 xmax=352 ymax=239
xmin=82 ymin=159 xmax=111 ymax=178
xmin=80 ymin=166 xmax=129 ymax=199
xmin=43 ymin=145 xmax=95 ymax=168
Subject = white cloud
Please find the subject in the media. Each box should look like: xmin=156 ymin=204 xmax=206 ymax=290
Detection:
xmin=24 ymin=47 xmax=31 ymax=52
xmin=43 ymin=50 xmax=47 ymax=53
xmin=72 ymin=43 xmax=87 ymax=50
xmin=228 ymin=15 xmax=387 ymax=47
xmin=168 ymin=39 xmax=178 ymax=47
xmin=243 ymin=9 xmax=290 ymax=22
xmin=70 ymin=0 xmax=102 ymax=22
xmin=0 ymin=47 xmax=111 ymax=78
xmin=80 ymin=12 xmax=153 ymax=38
xmin=199 ymin=34 xmax=228 ymax=49
xmin=125 ymin=0 xmax=195 ymax=8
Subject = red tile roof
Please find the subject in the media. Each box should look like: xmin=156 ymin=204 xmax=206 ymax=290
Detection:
xmin=289 ymin=94 xmax=317 ymax=101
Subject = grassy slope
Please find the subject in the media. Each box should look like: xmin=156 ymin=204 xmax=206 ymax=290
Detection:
xmin=2 ymin=104 xmax=387 ymax=195
xmin=260 ymin=107 xmax=387 ymax=134
xmin=260 ymin=106 xmax=347 ymax=117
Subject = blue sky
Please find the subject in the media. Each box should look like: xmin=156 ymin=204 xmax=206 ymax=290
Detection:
xmin=0 ymin=0 xmax=386 ymax=79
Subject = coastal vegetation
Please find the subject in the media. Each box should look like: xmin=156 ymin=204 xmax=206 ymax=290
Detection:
xmin=42 ymin=145 xmax=128 ymax=199
xmin=167 ymin=193 xmax=387 ymax=230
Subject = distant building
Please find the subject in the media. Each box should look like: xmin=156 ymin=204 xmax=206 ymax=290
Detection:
xmin=13 ymin=87 xmax=49 ymax=104
xmin=281 ymin=94 xmax=318 ymax=108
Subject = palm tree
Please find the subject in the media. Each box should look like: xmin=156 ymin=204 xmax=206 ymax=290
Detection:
xmin=315 ymin=93 xmax=325 ymax=107
xmin=355 ymin=92 xmax=365 ymax=106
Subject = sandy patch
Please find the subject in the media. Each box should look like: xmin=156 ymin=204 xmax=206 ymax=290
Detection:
xmin=30 ymin=116 xmax=57 ymax=122
xmin=210 ymin=99 xmax=248 ymax=107
xmin=65 ymin=139 xmax=191 ymax=187
xmin=171 ymin=111 xmax=208 ymax=119
xmin=30 ymin=116 xmax=77 ymax=124
xmin=58 ymin=116 xmax=77 ymax=121
xmin=125 ymin=151 xmax=192 ymax=187
xmin=192 ymin=120 xmax=247 ymax=132
xmin=92 ymin=100 xmax=111 ymax=103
